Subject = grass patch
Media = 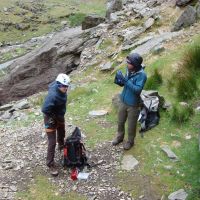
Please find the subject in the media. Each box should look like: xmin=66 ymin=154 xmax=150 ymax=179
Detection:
xmin=144 ymin=68 xmax=163 ymax=90
xmin=18 ymin=176 xmax=86 ymax=200
xmin=170 ymin=103 xmax=194 ymax=124
xmin=68 ymin=13 xmax=86 ymax=27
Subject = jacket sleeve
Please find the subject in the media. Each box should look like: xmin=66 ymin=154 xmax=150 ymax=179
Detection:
xmin=125 ymin=73 xmax=147 ymax=94
xmin=42 ymin=94 xmax=56 ymax=116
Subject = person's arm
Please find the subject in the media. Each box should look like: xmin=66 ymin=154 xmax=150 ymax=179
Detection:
xmin=125 ymin=74 xmax=147 ymax=94
xmin=42 ymin=95 xmax=56 ymax=116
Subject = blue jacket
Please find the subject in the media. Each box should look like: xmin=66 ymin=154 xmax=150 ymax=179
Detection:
xmin=120 ymin=69 xmax=147 ymax=106
xmin=42 ymin=81 xmax=67 ymax=117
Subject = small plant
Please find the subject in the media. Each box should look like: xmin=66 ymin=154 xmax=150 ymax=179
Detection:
xmin=68 ymin=13 xmax=86 ymax=27
xmin=144 ymin=68 xmax=163 ymax=90
xmin=170 ymin=103 xmax=194 ymax=124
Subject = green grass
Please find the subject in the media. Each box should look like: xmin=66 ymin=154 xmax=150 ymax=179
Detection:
xmin=144 ymin=68 xmax=163 ymax=90
xmin=18 ymin=176 xmax=86 ymax=200
xmin=0 ymin=0 xmax=106 ymax=44
xmin=68 ymin=13 xmax=86 ymax=27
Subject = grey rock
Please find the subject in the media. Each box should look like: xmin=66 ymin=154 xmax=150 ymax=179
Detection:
xmin=122 ymin=36 xmax=154 ymax=51
xmin=176 ymin=0 xmax=193 ymax=7
xmin=152 ymin=44 xmax=165 ymax=55
xmin=172 ymin=6 xmax=197 ymax=32
xmin=143 ymin=17 xmax=155 ymax=29
xmin=110 ymin=13 xmax=120 ymax=23
xmin=161 ymin=145 xmax=178 ymax=160
xmin=100 ymin=62 xmax=113 ymax=71
xmin=121 ymin=155 xmax=139 ymax=170
xmin=131 ymin=32 xmax=180 ymax=56
xmin=89 ymin=110 xmax=108 ymax=117
xmin=82 ymin=15 xmax=105 ymax=30
xmin=168 ymin=189 xmax=188 ymax=200
xmin=9 ymin=186 xmax=17 ymax=192
xmin=121 ymin=26 xmax=145 ymax=45
xmin=106 ymin=0 xmax=123 ymax=19
xmin=0 ymin=27 xmax=100 ymax=104
xmin=13 ymin=99 xmax=30 ymax=110
xmin=0 ymin=111 xmax=12 ymax=120
xmin=0 ymin=104 xmax=13 ymax=111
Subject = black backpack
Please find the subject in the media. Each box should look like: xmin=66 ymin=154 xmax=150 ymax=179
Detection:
xmin=63 ymin=127 xmax=88 ymax=168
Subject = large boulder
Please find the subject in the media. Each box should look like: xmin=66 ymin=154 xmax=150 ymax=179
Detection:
xmin=82 ymin=15 xmax=105 ymax=30
xmin=106 ymin=0 xmax=123 ymax=19
xmin=0 ymin=27 xmax=99 ymax=104
xmin=176 ymin=0 xmax=193 ymax=7
xmin=172 ymin=6 xmax=197 ymax=31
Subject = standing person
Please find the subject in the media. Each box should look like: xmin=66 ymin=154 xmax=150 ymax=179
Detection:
xmin=42 ymin=73 xmax=70 ymax=176
xmin=112 ymin=53 xmax=147 ymax=150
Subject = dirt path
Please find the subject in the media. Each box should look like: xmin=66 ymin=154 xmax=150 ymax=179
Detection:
xmin=0 ymin=120 xmax=160 ymax=200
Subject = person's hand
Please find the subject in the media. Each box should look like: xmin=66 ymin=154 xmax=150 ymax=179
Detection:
xmin=116 ymin=70 xmax=127 ymax=84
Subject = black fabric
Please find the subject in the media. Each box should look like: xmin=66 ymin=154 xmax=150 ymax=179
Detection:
xmin=63 ymin=127 xmax=88 ymax=168
xmin=139 ymin=107 xmax=160 ymax=136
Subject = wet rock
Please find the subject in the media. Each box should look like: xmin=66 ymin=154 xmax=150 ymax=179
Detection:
xmin=121 ymin=155 xmax=139 ymax=170
xmin=172 ymin=6 xmax=197 ymax=32
xmin=82 ymin=15 xmax=105 ymax=30
xmin=161 ymin=145 xmax=178 ymax=160
xmin=176 ymin=0 xmax=193 ymax=7
xmin=168 ymin=189 xmax=188 ymax=200
xmin=89 ymin=110 xmax=108 ymax=117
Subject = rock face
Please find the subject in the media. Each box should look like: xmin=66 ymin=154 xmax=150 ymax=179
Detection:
xmin=172 ymin=6 xmax=197 ymax=31
xmin=82 ymin=15 xmax=105 ymax=30
xmin=176 ymin=0 xmax=193 ymax=7
xmin=0 ymin=27 xmax=99 ymax=105
xmin=106 ymin=0 xmax=123 ymax=19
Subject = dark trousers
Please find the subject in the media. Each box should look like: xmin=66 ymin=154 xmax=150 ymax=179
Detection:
xmin=117 ymin=102 xmax=140 ymax=143
xmin=44 ymin=115 xmax=65 ymax=167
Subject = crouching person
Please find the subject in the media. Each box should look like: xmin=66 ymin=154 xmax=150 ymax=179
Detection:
xmin=42 ymin=73 xmax=70 ymax=176
xmin=112 ymin=53 xmax=147 ymax=150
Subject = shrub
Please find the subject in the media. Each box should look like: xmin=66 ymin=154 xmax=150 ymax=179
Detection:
xmin=172 ymin=41 xmax=200 ymax=100
xmin=145 ymin=68 xmax=163 ymax=90
xmin=170 ymin=103 xmax=194 ymax=124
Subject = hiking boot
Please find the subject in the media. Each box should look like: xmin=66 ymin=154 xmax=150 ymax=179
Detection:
xmin=123 ymin=141 xmax=134 ymax=150
xmin=48 ymin=165 xmax=59 ymax=177
xmin=57 ymin=144 xmax=64 ymax=152
xmin=112 ymin=136 xmax=123 ymax=146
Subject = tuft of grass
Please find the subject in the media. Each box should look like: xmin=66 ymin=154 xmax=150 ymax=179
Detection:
xmin=170 ymin=103 xmax=194 ymax=124
xmin=172 ymin=39 xmax=200 ymax=100
xmin=144 ymin=68 xmax=163 ymax=90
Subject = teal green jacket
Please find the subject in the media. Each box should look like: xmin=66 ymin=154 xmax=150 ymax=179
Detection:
xmin=120 ymin=69 xmax=147 ymax=106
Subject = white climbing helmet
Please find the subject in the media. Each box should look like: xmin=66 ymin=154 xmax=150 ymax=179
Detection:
xmin=56 ymin=73 xmax=70 ymax=86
